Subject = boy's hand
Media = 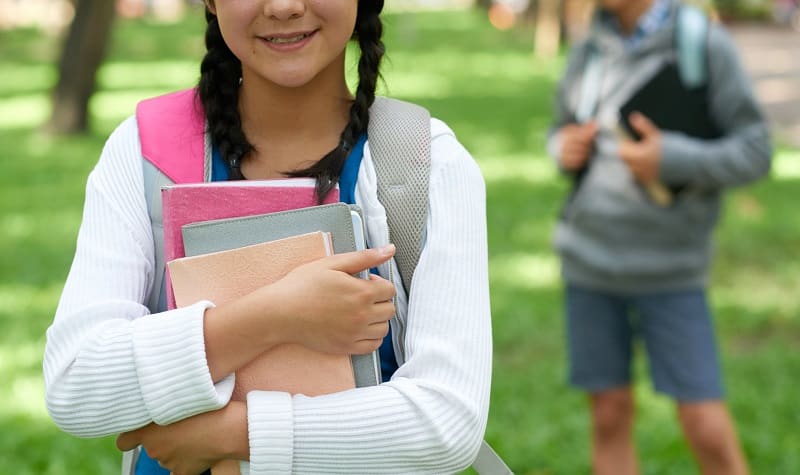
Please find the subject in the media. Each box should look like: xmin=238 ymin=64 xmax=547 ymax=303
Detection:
xmin=559 ymin=121 xmax=597 ymax=171
xmin=618 ymin=112 xmax=662 ymax=184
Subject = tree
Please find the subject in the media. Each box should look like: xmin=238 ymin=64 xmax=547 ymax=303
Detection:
xmin=47 ymin=0 xmax=116 ymax=134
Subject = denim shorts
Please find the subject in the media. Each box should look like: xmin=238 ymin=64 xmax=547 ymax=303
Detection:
xmin=565 ymin=284 xmax=723 ymax=402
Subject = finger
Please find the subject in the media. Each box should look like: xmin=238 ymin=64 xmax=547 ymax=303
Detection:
xmin=323 ymin=245 xmax=395 ymax=275
xmin=617 ymin=141 xmax=642 ymax=163
xmin=582 ymin=121 xmax=598 ymax=138
xmin=369 ymin=278 xmax=397 ymax=303
xmin=628 ymin=112 xmax=659 ymax=139
xmin=116 ymin=432 xmax=137 ymax=452
xmin=365 ymin=321 xmax=390 ymax=340
xmin=564 ymin=140 xmax=592 ymax=155
xmin=562 ymin=147 xmax=590 ymax=166
xmin=367 ymin=273 xmax=389 ymax=283
xmin=368 ymin=301 xmax=396 ymax=324
xmin=353 ymin=338 xmax=385 ymax=355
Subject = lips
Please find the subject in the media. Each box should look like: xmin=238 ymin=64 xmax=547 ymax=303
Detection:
xmin=262 ymin=30 xmax=317 ymax=45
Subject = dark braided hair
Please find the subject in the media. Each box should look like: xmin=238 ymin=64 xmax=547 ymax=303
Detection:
xmin=197 ymin=8 xmax=250 ymax=180
xmin=197 ymin=1 xmax=386 ymax=201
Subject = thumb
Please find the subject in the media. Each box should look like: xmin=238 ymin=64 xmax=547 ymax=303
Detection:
xmin=629 ymin=112 xmax=659 ymax=139
xmin=323 ymin=244 xmax=395 ymax=275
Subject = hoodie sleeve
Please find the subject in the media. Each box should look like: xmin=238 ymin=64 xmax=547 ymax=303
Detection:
xmin=659 ymin=24 xmax=772 ymax=189
xmin=547 ymin=41 xmax=593 ymax=172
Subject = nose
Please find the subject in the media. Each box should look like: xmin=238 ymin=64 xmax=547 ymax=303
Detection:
xmin=263 ymin=0 xmax=306 ymax=21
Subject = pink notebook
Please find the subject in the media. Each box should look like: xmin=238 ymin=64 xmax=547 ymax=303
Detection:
xmin=161 ymin=178 xmax=338 ymax=308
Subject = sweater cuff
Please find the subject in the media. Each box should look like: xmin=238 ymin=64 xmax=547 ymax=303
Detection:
xmin=547 ymin=130 xmax=563 ymax=163
xmin=659 ymin=132 xmax=699 ymax=185
xmin=131 ymin=300 xmax=234 ymax=424
xmin=246 ymin=391 xmax=294 ymax=475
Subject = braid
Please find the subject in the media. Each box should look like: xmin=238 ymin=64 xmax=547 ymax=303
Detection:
xmin=197 ymin=8 xmax=251 ymax=180
xmin=289 ymin=1 xmax=385 ymax=202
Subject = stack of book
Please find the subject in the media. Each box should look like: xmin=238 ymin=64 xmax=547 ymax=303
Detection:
xmin=162 ymin=179 xmax=381 ymax=474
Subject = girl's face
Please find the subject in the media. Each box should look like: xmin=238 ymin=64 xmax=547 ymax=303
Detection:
xmin=208 ymin=0 xmax=358 ymax=88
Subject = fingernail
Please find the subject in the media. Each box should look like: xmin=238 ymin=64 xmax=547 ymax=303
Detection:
xmin=376 ymin=244 xmax=395 ymax=256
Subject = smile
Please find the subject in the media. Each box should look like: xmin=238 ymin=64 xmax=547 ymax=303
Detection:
xmin=264 ymin=31 xmax=316 ymax=44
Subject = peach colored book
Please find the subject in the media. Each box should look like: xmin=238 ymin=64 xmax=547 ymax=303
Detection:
xmin=167 ymin=231 xmax=355 ymax=475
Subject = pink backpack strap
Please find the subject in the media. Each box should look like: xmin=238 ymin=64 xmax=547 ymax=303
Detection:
xmin=136 ymin=88 xmax=207 ymax=184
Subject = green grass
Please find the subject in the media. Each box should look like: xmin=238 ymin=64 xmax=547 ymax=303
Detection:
xmin=1 ymin=7 xmax=798 ymax=474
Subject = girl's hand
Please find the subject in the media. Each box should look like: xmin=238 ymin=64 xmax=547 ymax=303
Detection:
xmin=204 ymin=245 xmax=397 ymax=382
xmin=116 ymin=402 xmax=248 ymax=475
xmin=267 ymin=244 xmax=397 ymax=355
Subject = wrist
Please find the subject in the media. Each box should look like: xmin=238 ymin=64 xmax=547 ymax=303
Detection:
xmin=219 ymin=401 xmax=249 ymax=460
xmin=241 ymin=283 xmax=294 ymax=349
xmin=203 ymin=289 xmax=289 ymax=381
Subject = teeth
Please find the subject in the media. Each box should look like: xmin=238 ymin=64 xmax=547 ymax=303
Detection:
xmin=267 ymin=33 xmax=308 ymax=44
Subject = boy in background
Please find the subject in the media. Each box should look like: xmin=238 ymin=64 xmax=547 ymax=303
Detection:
xmin=548 ymin=0 xmax=771 ymax=474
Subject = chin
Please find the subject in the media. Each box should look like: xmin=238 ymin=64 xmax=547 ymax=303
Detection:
xmin=266 ymin=68 xmax=319 ymax=89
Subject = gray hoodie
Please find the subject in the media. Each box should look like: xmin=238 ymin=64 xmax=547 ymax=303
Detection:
xmin=549 ymin=0 xmax=771 ymax=294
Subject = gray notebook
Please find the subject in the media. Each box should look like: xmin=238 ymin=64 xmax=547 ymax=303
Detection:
xmin=181 ymin=202 xmax=382 ymax=388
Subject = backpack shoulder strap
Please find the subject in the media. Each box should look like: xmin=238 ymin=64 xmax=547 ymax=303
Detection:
xmin=137 ymin=88 xmax=212 ymax=313
xmin=367 ymin=97 xmax=512 ymax=475
xmin=576 ymin=45 xmax=603 ymax=124
xmin=136 ymin=88 xmax=209 ymax=184
xmin=676 ymin=4 xmax=710 ymax=89
xmin=367 ymin=97 xmax=431 ymax=294
xmin=578 ymin=5 xmax=709 ymax=122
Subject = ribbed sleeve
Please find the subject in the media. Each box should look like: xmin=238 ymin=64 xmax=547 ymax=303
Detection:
xmin=244 ymin=120 xmax=493 ymax=474
xmin=43 ymin=117 xmax=234 ymax=438
xmin=245 ymin=391 xmax=294 ymax=474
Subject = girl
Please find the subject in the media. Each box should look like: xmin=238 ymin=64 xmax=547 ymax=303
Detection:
xmin=43 ymin=0 xmax=492 ymax=474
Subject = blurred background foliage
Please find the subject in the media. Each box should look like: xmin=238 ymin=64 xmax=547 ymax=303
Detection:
xmin=0 ymin=1 xmax=798 ymax=474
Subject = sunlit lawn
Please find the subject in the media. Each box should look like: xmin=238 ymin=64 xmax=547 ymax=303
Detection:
xmin=1 ymin=7 xmax=798 ymax=475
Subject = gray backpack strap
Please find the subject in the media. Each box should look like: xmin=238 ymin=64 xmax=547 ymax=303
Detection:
xmin=367 ymin=97 xmax=431 ymax=293
xmin=142 ymin=129 xmax=211 ymax=314
xmin=368 ymin=97 xmax=512 ymax=475
xmin=142 ymin=159 xmax=174 ymax=314
xmin=125 ymin=159 xmax=167 ymax=475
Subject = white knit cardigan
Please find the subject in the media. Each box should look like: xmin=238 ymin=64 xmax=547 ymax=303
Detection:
xmin=44 ymin=115 xmax=493 ymax=474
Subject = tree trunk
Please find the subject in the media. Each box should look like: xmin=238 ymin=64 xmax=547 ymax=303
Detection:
xmin=47 ymin=0 xmax=116 ymax=134
xmin=534 ymin=0 xmax=561 ymax=57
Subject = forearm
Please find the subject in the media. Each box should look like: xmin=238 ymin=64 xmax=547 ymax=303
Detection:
xmin=204 ymin=285 xmax=290 ymax=383
xmin=45 ymin=302 xmax=234 ymax=437
xmin=659 ymin=123 xmax=771 ymax=189
xmin=45 ymin=153 xmax=234 ymax=436
xmin=660 ymin=25 xmax=774 ymax=189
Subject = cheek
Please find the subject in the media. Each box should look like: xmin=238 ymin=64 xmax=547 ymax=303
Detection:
xmin=310 ymin=0 xmax=358 ymax=32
